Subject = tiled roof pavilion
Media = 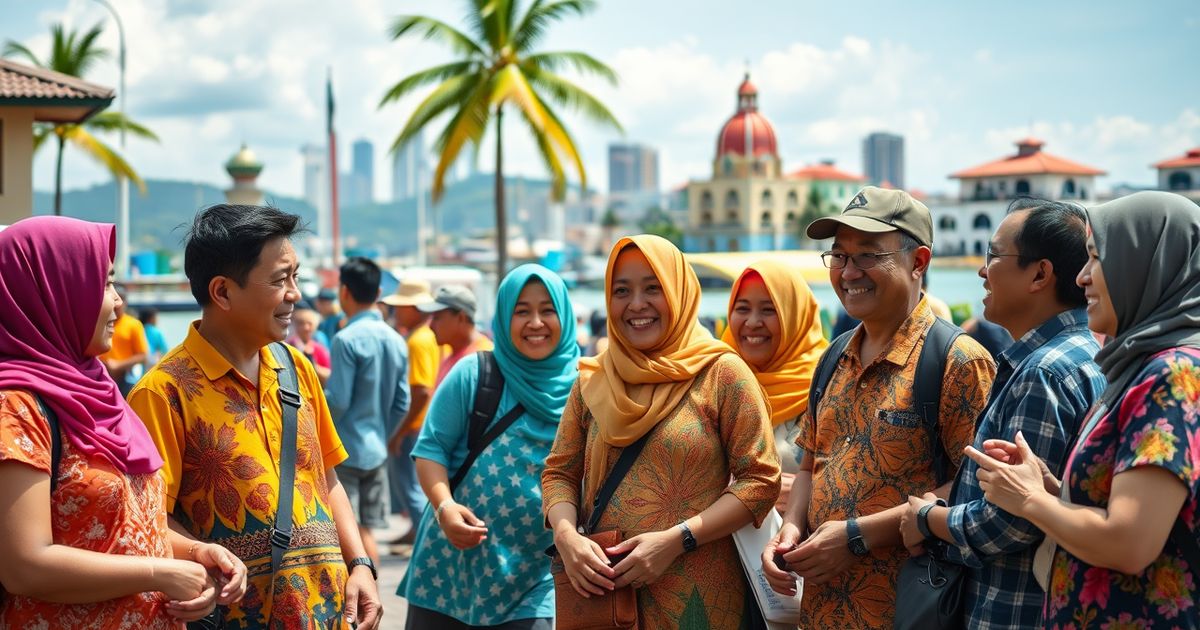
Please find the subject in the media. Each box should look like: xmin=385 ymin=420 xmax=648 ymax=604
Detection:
xmin=0 ymin=58 xmax=114 ymax=123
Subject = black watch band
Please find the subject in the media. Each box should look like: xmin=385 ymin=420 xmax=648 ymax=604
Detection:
xmin=678 ymin=522 xmax=697 ymax=553
xmin=348 ymin=556 xmax=377 ymax=581
xmin=916 ymin=498 xmax=947 ymax=541
xmin=846 ymin=517 xmax=869 ymax=556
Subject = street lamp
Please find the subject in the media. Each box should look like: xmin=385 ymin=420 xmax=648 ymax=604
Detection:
xmin=91 ymin=0 xmax=128 ymax=279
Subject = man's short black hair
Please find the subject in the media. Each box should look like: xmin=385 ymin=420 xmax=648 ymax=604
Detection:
xmin=1006 ymin=197 xmax=1088 ymax=307
xmin=138 ymin=306 xmax=159 ymax=325
xmin=339 ymin=257 xmax=381 ymax=305
xmin=183 ymin=204 xmax=303 ymax=306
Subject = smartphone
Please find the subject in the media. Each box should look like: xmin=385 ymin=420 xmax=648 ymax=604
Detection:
xmin=772 ymin=543 xmax=795 ymax=572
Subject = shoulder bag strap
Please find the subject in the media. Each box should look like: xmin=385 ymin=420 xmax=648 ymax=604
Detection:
xmin=914 ymin=317 xmax=963 ymax=486
xmin=448 ymin=351 xmax=525 ymax=494
xmin=267 ymin=342 xmax=302 ymax=582
xmin=583 ymin=428 xmax=656 ymax=534
xmin=808 ymin=330 xmax=855 ymax=421
xmin=33 ymin=395 xmax=62 ymax=493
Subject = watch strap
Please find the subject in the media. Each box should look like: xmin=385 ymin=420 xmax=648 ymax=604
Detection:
xmin=678 ymin=522 xmax=697 ymax=553
xmin=348 ymin=556 xmax=377 ymax=581
xmin=846 ymin=517 xmax=868 ymax=556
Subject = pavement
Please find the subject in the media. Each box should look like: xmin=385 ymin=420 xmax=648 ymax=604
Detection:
xmin=372 ymin=514 xmax=414 ymax=629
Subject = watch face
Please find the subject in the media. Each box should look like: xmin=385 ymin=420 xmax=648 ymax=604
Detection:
xmin=849 ymin=536 xmax=869 ymax=556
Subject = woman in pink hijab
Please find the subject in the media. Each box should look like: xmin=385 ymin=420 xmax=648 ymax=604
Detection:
xmin=0 ymin=216 xmax=246 ymax=628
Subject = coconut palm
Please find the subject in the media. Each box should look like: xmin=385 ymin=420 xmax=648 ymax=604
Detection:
xmin=4 ymin=23 xmax=158 ymax=215
xmin=380 ymin=0 xmax=622 ymax=274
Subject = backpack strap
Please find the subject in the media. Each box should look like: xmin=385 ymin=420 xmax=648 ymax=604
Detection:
xmin=448 ymin=351 xmax=525 ymax=494
xmin=267 ymin=342 xmax=302 ymax=585
xmin=33 ymin=395 xmax=62 ymax=493
xmin=808 ymin=329 xmax=855 ymax=421
xmin=914 ymin=317 xmax=963 ymax=486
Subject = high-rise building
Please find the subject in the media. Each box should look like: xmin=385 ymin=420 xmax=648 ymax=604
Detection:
xmin=862 ymin=132 xmax=905 ymax=189
xmin=301 ymin=143 xmax=326 ymax=213
xmin=392 ymin=129 xmax=425 ymax=202
xmin=350 ymin=138 xmax=374 ymax=206
xmin=608 ymin=143 xmax=659 ymax=196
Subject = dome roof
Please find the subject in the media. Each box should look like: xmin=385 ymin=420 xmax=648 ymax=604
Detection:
xmin=716 ymin=73 xmax=777 ymax=158
xmin=225 ymin=143 xmax=263 ymax=177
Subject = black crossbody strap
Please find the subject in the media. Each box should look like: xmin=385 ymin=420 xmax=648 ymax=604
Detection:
xmin=808 ymin=330 xmax=854 ymax=419
xmin=33 ymin=395 xmax=62 ymax=493
xmin=267 ymin=342 xmax=302 ymax=583
xmin=584 ymin=429 xmax=655 ymax=534
xmin=914 ymin=317 xmax=962 ymax=486
xmin=448 ymin=352 xmax=526 ymax=494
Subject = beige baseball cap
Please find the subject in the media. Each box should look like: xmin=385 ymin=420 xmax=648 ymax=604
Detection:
xmin=806 ymin=186 xmax=933 ymax=247
xmin=381 ymin=277 xmax=435 ymax=307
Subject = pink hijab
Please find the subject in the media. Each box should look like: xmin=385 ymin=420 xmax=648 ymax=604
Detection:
xmin=0 ymin=216 xmax=162 ymax=475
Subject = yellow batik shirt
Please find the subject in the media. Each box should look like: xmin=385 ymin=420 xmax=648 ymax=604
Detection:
xmin=129 ymin=323 xmax=351 ymax=629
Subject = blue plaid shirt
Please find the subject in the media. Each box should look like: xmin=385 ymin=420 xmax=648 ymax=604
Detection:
xmin=944 ymin=308 xmax=1106 ymax=629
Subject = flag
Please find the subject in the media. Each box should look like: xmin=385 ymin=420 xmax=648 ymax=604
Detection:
xmin=326 ymin=68 xmax=340 ymax=265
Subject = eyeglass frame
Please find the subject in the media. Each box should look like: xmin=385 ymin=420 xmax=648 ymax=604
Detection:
xmin=820 ymin=248 xmax=913 ymax=270
xmin=985 ymin=248 xmax=1025 ymax=266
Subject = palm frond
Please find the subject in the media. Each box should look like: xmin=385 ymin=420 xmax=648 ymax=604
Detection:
xmin=428 ymin=79 xmax=495 ymax=200
xmin=469 ymin=0 xmax=505 ymax=52
xmin=523 ymin=65 xmax=622 ymax=131
xmin=85 ymin=111 xmax=160 ymax=141
xmin=69 ymin=23 xmax=108 ymax=77
xmin=388 ymin=15 xmax=486 ymax=58
xmin=522 ymin=51 xmax=617 ymax=84
xmin=378 ymin=60 xmax=478 ymax=108
xmin=532 ymin=92 xmax=588 ymax=195
xmin=521 ymin=112 xmax=568 ymax=199
xmin=2 ymin=40 xmax=42 ymax=66
xmin=31 ymin=124 xmax=54 ymax=152
xmin=512 ymin=0 xmax=595 ymax=52
xmin=63 ymin=126 xmax=148 ymax=193
xmin=490 ymin=64 xmax=546 ymax=131
xmin=387 ymin=71 xmax=482 ymax=153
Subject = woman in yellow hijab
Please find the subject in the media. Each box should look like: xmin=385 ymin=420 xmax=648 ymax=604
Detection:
xmin=723 ymin=260 xmax=828 ymax=511
xmin=542 ymin=235 xmax=780 ymax=630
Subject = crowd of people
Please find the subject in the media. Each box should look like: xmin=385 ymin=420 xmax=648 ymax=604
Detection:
xmin=1 ymin=185 xmax=1197 ymax=630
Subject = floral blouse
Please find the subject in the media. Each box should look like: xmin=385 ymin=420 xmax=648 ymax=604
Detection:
xmin=1046 ymin=347 xmax=1200 ymax=629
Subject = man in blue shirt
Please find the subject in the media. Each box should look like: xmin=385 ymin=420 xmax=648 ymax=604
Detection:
xmin=900 ymin=198 xmax=1108 ymax=628
xmin=325 ymin=257 xmax=410 ymax=567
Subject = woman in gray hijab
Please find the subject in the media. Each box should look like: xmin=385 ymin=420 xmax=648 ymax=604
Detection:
xmin=964 ymin=191 xmax=1200 ymax=628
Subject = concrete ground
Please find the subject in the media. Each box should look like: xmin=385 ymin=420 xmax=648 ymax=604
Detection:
xmin=372 ymin=514 xmax=414 ymax=629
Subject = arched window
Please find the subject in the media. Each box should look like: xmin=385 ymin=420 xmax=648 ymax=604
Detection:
xmin=787 ymin=190 xmax=799 ymax=208
xmin=974 ymin=182 xmax=985 ymax=200
xmin=761 ymin=189 xmax=773 ymax=209
xmin=725 ymin=190 xmax=739 ymax=211
xmin=1062 ymin=179 xmax=1077 ymax=197
xmin=785 ymin=211 xmax=797 ymax=223
xmin=701 ymin=211 xmax=713 ymax=226
xmin=938 ymin=216 xmax=957 ymax=231
xmin=722 ymin=157 xmax=733 ymax=177
xmin=1015 ymin=179 xmax=1031 ymax=196
xmin=760 ymin=211 xmax=772 ymax=226
xmin=727 ymin=238 xmax=739 ymax=252
xmin=974 ymin=240 xmax=985 ymax=256
xmin=973 ymin=213 xmax=992 ymax=230
xmin=1080 ymin=187 xmax=1088 ymax=200
xmin=700 ymin=190 xmax=714 ymax=211
xmin=1169 ymin=172 xmax=1194 ymax=191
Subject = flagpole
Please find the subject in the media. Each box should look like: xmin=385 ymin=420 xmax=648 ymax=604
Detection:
xmin=327 ymin=67 xmax=341 ymax=266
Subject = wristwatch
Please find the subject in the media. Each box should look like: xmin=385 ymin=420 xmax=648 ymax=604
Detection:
xmin=916 ymin=498 xmax=948 ymax=541
xmin=846 ymin=517 xmax=869 ymax=556
xmin=347 ymin=556 xmax=377 ymax=581
xmin=678 ymin=522 xmax=697 ymax=553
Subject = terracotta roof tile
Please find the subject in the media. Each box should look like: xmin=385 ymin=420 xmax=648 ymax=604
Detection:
xmin=788 ymin=163 xmax=866 ymax=182
xmin=950 ymin=139 xmax=1105 ymax=178
xmin=1153 ymin=148 xmax=1200 ymax=169
xmin=0 ymin=58 xmax=114 ymax=101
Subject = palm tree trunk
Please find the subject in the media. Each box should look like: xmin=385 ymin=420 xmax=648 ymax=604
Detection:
xmin=494 ymin=105 xmax=508 ymax=276
xmin=54 ymin=134 xmax=66 ymax=216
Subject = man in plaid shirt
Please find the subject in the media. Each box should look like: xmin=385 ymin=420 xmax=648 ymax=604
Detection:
xmin=900 ymin=199 xmax=1107 ymax=628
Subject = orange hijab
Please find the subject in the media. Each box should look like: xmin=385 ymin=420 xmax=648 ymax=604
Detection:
xmin=722 ymin=260 xmax=828 ymax=425
xmin=579 ymin=235 xmax=733 ymax=492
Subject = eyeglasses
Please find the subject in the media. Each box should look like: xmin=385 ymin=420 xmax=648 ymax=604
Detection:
xmin=821 ymin=250 xmax=907 ymax=270
xmin=985 ymin=249 xmax=1022 ymax=265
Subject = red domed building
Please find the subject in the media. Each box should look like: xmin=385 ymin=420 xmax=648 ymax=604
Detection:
xmin=684 ymin=74 xmax=860 ymax=252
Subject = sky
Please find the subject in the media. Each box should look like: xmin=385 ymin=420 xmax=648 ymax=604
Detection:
xmin=6 ymin=0 xmax=1199 ymax=203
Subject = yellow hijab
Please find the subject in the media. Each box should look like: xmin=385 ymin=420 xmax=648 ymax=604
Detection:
xmin=722 ymin=260 xmax=828 ymax=425
xmin=580 ymin=235 xmax=733 ymax=492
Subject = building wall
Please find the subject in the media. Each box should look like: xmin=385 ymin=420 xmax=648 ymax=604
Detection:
xmin=392 ymin=130 xmax=424 ymax=202
xmin=351 ymin=139 xmax=374 ymax=205
xmin=863 ymin=132 xmax=904 ymax=188
xmin=0 ymin=108 xmax=34 ymax=225
xmin=1159 ymin=166 xmax=1200 ymax=192
xmin=684 ymin=176 xmax=810 ymax=252
xmin=957 ymin=174 xmax=1096 ymax=202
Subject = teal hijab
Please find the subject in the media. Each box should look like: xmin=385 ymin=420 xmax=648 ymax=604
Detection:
xmin=491 ymin=264 xmax=580 ymax=435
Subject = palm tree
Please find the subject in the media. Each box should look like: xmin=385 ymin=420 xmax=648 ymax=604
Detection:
xmin=5 ymin=23 xmax=158 ymax=215
xmin=380 ymin=0 xmax=622 ymax=274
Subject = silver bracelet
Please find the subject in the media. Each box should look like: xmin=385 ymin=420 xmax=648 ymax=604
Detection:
xmin=435 ymin=499 xmax=455 ymax=525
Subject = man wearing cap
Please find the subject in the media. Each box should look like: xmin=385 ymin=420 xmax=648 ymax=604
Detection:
xmin=762 ymin=186 xmax=996 ymax=628
xmin=324 ymin=257 xmax=410 ymax=568
xmin=418 ymin=285 xmax=493 ymax=387
xmin=381 ymin=278 xmax=441 ymax=530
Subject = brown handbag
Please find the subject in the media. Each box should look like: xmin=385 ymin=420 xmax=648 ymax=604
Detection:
xmin=547 ymin=430 xmax=655 ymax=630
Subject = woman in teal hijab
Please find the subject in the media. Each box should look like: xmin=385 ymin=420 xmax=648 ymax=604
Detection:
xmin=402 ymin=264 xmax=578 ymax=630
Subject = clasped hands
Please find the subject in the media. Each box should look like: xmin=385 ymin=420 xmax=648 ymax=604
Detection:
xmin=553 ymin=527 xmax=684 ymax=598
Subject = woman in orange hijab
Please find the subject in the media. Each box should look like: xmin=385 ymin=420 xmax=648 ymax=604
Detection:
xmin=542 ymin=235 xmax=780 ymax=630
xmin=723 ymin=260 xmax=828 ymax=511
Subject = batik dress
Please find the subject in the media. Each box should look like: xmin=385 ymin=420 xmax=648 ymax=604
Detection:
xmin=401 ymin=353 xmax=556 ymax=625
xmin=1045 ymin=347 xmax=1200 ymax=629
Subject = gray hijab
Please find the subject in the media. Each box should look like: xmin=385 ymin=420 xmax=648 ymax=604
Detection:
xmin=1089 ymin=191 xmax=1200 ymax=406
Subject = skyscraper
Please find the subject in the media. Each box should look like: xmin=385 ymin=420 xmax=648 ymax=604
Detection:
xmin=392 ymin=129 xmax=425 ymax=202
xmin=350 ymin=138 xmax=374 ymax=206
xmin=608 ymin=143 xmax=659 ymax=195
xmin=300 ymin=143 xmax=329 ymax=249
xmin=862 ymin=132 xmax=905 ymax=189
